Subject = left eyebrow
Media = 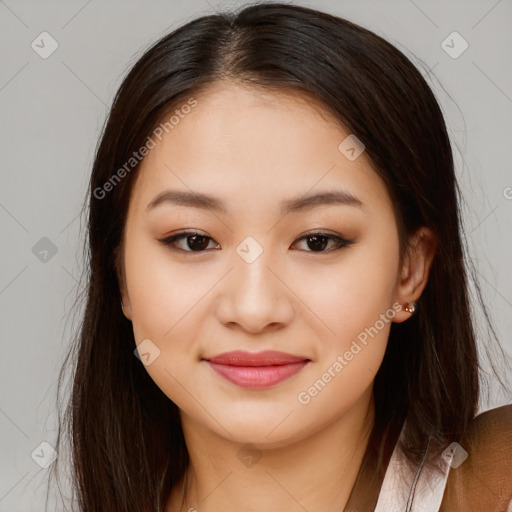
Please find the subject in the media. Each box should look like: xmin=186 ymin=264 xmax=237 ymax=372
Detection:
xmin=279 ymin=190 xmax=364 ymax=215
xmin=145 ymin=189 xmax=364 ymax=215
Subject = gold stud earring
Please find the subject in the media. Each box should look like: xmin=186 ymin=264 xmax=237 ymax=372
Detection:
xmin=404 ymin=301 xmax=416 ymax=314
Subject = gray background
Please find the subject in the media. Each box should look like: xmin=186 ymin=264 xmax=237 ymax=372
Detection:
xmin=1 ymin=0 xmax=511 ymax=509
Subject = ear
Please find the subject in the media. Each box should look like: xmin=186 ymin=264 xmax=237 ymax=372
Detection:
xmin=392 ymin=226 xmax=437 ymax=323
xmin=114 ymin=244 xmax=133 ymax=321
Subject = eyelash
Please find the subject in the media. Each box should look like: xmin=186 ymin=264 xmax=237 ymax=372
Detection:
xmin=158 ymin=229 xmax=355 ymax=254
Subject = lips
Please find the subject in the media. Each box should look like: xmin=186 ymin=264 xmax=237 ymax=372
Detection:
xmin=206 ymin=350 xmax=309 ymax=366
xmin=204 ymin=350 xmax=310 ymax=388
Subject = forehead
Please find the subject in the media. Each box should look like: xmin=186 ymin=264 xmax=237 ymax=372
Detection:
xmin=128 ymin=80 xmax=392 ymax=217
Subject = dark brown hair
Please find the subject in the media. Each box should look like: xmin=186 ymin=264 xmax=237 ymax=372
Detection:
xmin=48 ymin=2 xmax=511 ymax=511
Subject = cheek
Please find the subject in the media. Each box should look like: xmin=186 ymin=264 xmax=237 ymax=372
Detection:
xmin=123 ymin=237 xmax=212 ymax=406
xmin=294 ymin=232 xmax=400 ymax=346
xmin=124 ymin=233 xmax=201 ymax=343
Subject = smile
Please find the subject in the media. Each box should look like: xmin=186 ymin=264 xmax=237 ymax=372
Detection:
xmin=204 ymin=350 xmax=310 ymax=388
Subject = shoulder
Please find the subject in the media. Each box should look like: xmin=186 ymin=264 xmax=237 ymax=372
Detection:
xmin=439 ymin=403 xmax=512 ymax=512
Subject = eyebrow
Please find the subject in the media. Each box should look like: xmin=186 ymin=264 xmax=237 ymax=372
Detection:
xmin=145 ymin=189 xmax=364 ymax=215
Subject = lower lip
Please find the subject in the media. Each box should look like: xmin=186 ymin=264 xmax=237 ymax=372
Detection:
xmin=206 ymin=361 xmax=309 ymax=388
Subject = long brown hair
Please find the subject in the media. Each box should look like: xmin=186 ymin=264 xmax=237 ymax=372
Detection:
xmin=48 ymin=3 xmax=511 ymax=511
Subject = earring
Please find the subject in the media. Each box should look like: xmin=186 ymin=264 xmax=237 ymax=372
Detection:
xmin=121 ymin=301 xmax=126 ymax=312
xmin=404 ymin=301 xmax=416 ymax=314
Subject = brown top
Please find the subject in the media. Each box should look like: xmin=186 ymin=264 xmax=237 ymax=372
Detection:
xmin=439 ymin=403 xmax=512 ymax=512
xmin=344 ymin=403 xmax=512 ymax=511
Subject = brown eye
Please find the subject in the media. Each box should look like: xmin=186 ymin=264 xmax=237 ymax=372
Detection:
xmin=159 ymin=230 xmax=220 ymax=252
xmin=159 ymin=230 xmax=354 ymax=254
xmin=292 ymin=232 xmax=354 ymax=253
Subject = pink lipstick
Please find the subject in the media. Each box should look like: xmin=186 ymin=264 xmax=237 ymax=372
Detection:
xmin=205 ymin=350 xmax=310 ymax=388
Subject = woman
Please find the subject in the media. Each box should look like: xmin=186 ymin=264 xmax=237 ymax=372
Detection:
xmin=50 ymin=3 xmax=512 ymax=511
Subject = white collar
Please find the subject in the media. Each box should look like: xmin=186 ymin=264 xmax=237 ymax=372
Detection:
xmin=374 ymin=421 xmax=456 ymax=512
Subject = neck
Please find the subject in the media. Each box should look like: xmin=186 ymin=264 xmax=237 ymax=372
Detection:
xmin=166 ymin=387 xmax=375 ymax=512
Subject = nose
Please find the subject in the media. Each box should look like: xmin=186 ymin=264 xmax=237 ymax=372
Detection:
xmin=214 ymin=249 xmax=295 ymax=335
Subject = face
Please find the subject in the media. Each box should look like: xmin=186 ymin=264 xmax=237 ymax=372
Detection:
xmin=117 ymin=80 xmax=433 ymax=448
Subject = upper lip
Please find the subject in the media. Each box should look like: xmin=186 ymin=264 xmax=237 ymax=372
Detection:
xmin=205 ymin=350 xmax=310 ymax=366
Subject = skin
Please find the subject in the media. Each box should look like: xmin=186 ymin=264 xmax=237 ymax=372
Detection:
xmin=117 ymin=80 xmax=437 ymax=512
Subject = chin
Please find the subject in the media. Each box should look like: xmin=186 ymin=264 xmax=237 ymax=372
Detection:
xmin=204 ymin=410 xmax=315 ymax=448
